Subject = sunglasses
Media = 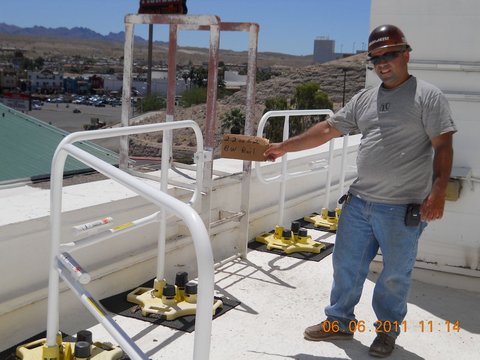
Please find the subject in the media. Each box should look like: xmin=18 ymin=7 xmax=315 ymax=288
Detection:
xmin=368 ymin=50 xmax=404 ymax=65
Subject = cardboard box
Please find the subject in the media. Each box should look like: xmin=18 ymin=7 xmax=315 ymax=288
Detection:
xmin=220 ymin=134 xmax=269 ymax=161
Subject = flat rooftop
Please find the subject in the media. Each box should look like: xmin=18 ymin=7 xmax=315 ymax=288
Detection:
xmin=78 ymin=228 xmax=480 ymax=360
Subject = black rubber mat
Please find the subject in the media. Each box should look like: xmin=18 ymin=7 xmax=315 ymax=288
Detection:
xmin=248 ymin=238 xmax=334 ymax=262
xmin=294 ymin=214 xmax=337 ymax=233
xmin=100 ymin=279 xmax=241 ymax=333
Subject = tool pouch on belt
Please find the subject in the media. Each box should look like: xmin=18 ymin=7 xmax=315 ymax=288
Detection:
xmin=338 ymin=193 xmax=352 ymax=205
xmin=405 ymin=204 xmax=421 ymax=226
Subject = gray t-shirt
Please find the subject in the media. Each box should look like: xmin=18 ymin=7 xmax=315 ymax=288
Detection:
xmin=327 ymin=76 xmax=456 ymax=204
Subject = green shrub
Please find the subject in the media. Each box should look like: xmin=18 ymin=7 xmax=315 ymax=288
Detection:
xmin=180 ymin=87 xmax=208 ymax=107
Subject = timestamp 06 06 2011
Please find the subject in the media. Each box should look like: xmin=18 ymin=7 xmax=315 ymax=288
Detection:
xmin=320 ymin=320 xmax=461 ymax=333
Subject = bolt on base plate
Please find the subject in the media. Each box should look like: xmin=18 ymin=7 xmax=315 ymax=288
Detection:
xmin=304 ymin=208 xmax=341 ymax=231
xmin=127 ymin=278 xmax=223 ymax=321
xmin=255 ymin=225 xmax=327 ymax=254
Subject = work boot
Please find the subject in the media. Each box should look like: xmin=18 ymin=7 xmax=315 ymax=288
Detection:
xmin=368 ymin=332 xmax=396 ymax=357
xmin=304 ymin=320 xmax=354 ymax=341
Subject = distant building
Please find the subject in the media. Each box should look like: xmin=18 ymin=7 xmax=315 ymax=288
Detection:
xmin=224 ymin=70 xmax=247 ymax=90
xmin=28 ymin=69 xmax=63 ymax=94
xmin=89 ymin=75 xmax=104 ymax=93
xmin=64 ymin=76 xmax=92 ymax=95
xmin=103 ymin=73 xmax=186 ymax=96
xmin=313 ymin=37 xmax=337 ymax=63
xmin=313 ymin=36 xmax=358 ymax=63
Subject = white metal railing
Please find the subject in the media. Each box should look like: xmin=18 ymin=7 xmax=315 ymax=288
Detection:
xmin=46 ymin=122 xmax=214 ymax=360
xmin=255 ymin=109 xmax=349 ymax=225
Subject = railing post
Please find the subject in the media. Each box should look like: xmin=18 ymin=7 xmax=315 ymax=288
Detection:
xmin=238 ymin=23 xmax=259 ymax=257
xmin=120 ymin=21 xmax=134 ymax=169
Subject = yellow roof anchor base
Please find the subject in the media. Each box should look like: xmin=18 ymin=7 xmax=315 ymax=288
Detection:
xmin=16 ymin=331 xmax=123 ymax=360
xmin=304 ymin=208 xmax=341 ymax=231
xmin=127 ymin=273 xmax=223 ymax=321
xmin=255 ymin=222 xmax=327 ymax=254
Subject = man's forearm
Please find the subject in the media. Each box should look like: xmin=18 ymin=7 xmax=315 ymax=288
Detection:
xmin=431 ymin=136 xmax=454 ymax=197
xmin=421 ymin=132 xmax=454 ymax=221
xmin=279 ymin=121 xmax=342 ymax=153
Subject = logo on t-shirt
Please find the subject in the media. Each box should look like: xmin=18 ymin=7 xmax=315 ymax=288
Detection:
xmin=379 ymin=102 xmax=390 ymax=113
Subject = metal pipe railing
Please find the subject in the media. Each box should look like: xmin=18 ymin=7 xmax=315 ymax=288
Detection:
xmin=255 ymin=109 xmax=349 ymax=225
xmin=255 ymin=110 xmax=335 ymax=184
xmin=59 ymin=120 xmax=204 ymax=207
xmin=56 ymin=257 xmax=147 ymax=360
xmin=45 ymin=122 xmax=214 ymax=360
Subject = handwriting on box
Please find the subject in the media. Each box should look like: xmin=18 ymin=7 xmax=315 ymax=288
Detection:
xmin=221 ymin=134 xmax=269 ymax=161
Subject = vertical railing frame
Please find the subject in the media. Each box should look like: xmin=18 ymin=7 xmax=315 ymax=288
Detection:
xmin=255 ymin=109 xmax=350 ymax=226
xmin=119 ymin=14 xmax=259 ymax=259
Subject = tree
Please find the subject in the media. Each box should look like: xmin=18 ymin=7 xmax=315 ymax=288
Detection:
xmin=19 ymin=57 xmax=34 ymax=71
xmin=292 ymin=82 xmax=333 ymax=110
xmin=192 ymin=67 xmax=208 ymax=87
xmin=182 ymin=72 xmax=189 ymax=85
xmin=290 ymin=82 xmax=333 ymax=137
xmin=180 ymin=87 xmax=207 ymax=107
xmin=34 ymin=57 xmax=45 ymax=70
xmin=256 ymin=68 xmax=280 ymax=83
xmin=262 ymin=96 xmax=289 ymax=142
xmin=137 ymin=95 xmax=166 ymax=113
xmin=264 ymin=96 xmax=289 ymax=112
xmin=220 ymin=108 xmax=245 ymax=134
xmin=262 ymin=83 xmax=333 ymax=142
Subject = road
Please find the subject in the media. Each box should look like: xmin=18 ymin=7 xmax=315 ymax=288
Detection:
xmin=28 ymin=102 xmax=123 ymax=152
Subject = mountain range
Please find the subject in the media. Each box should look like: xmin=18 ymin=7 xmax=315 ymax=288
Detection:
xmin=0 ymin=22 xmax=313 ymax=68
xmin=0 ymin=22 xmax=162 ymax=45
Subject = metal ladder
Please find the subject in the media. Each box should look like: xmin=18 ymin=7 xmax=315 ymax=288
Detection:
xmin=119 ymin=14 xmax=259 ymax=260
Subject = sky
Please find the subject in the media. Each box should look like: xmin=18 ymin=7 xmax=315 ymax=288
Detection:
xmin=0 ymin=0 xmax=371 ymax=56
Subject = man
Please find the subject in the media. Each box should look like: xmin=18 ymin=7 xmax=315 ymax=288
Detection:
xmin=264 ymin=24 xmax=456 ymax=358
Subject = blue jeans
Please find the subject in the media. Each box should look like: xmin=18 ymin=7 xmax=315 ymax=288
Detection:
xmin=325 ymin=195 xmax=426 ymax=337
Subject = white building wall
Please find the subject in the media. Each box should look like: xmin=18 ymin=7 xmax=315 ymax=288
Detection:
xmin=369 ymin=0 xmax=480 ymax=62
xmin=103 ymin=76 xmax=186 ymax=96
xmin=224 ymin=70 xmax=247 ymax=89
xmin=369 ymin=0 xmax=480 ymax=274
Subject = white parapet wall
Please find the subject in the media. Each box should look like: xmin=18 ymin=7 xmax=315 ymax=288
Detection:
xmin=0 ymin=136 xmax=359 ymax=351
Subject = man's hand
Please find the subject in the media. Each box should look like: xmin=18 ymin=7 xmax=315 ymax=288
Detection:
xmin=421 ymin=191 xmax=446 ymax=221
xmin=264 ymin=143 xmax=286 ymax=161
